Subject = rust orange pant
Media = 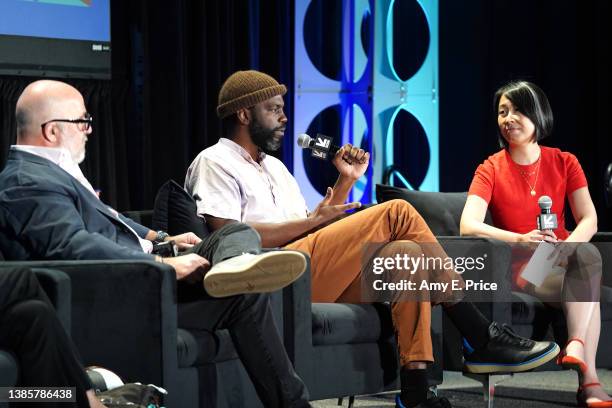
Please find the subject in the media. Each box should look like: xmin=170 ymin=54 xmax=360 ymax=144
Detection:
xmin=285 ymin=199 xmax=456 ymax=366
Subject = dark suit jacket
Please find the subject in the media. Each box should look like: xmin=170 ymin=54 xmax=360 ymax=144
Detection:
xmin=0 ymin=149 xmax=153 ymax=261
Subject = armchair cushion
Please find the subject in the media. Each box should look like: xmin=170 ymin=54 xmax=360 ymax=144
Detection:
xmin=376 ymin=184 xmax=493 ymax=236
xmin=312 ymin=303 xmax=393 ymax=346
xmin=600 ymin=286 xmax=612 ymax=322
xmin=152 ymin=180 xmax=208 ymax=238
xmin=0 ymin=351 xmax=18 ymax=387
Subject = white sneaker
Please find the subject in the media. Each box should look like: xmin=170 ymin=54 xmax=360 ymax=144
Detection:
xmin=203 ymin=251 xmax=307 ymax=298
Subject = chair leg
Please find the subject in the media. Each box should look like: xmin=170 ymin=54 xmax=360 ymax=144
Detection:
xmin=464 ymin=372 xmax=513 ymax=408
xmin=337 ymin=397 xmax=343 ymax=405
xmin=348 ymin=395 xmax=355 ymax=408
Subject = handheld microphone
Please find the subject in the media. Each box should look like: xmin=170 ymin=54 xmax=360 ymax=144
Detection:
xmin=297 ymin=133 xmax=340 ymax=160
xmin=536 ymin=195 xmax=558 ymax=230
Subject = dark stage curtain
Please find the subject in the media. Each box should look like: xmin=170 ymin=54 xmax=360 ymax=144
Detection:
xmin=0 ymin=0 xmax=294 ymax=212
xmin=440 ymin=0 xmax=612 ymax=229
xmin=131 ymin=0 xmax=295 ymax=210
xmin=0 ymin=77 xmax=132 ymax=209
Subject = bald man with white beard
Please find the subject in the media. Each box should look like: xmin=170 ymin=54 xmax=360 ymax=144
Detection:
xmin=15 ymin=79 xmax=90 ymax=164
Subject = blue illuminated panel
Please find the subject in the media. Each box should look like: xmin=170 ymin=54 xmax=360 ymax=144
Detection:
xmin=373 ymin=0 xmax=438 ymax=192
xmin=294 ymin=0 xmax=438 ymax=209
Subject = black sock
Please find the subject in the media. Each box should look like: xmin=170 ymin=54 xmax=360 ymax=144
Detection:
xmin=400 ymin=368 xmax=429 ymax=407
xmin=443 ymin=301 xmax=491 ymax=350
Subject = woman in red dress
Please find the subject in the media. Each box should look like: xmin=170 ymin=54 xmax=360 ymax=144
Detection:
xmin=460 ymin=81 xmax=609 ymax=407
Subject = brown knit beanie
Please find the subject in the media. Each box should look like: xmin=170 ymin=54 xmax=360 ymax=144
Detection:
xmin=216 ymin=70 xmax=287 ymax=118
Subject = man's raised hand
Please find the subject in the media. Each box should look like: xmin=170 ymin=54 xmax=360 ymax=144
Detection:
xmin=332 ymin=143 xmax=370 ymax=180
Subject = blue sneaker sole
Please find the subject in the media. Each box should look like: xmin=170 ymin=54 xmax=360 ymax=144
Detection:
xmin=463 ymin=342 xmax=560 ymax=374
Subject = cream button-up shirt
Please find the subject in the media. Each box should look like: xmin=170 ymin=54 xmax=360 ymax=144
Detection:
xmin=185 ymin=138 xmax=308 ymax=223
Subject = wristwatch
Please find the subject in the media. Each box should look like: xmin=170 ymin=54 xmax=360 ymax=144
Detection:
xmin=154 ymin=230 xmax=169 ymax=243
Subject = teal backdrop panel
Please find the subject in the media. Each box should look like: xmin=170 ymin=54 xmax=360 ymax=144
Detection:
xmin=294 ymin=0 xmax=438 ymax=210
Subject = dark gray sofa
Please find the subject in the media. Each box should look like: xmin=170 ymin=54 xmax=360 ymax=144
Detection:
xmin=376 ymin=183 xmax=612 ymax=372
xmin=148 ymin=180 xmax=445 ymax=405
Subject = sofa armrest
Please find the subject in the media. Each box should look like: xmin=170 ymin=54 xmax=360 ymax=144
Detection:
xmin=0 ymin=350 xmax=18 ymax=388
xmin=592 ymin=232 xmax=612 ymax=242
xmin=590 ymin=234 xmax=612 ymax=288
xmin=0 ymin=260 xmax=179 ymax=395
xmin=281 ymin=254 xmax=314 ymax=385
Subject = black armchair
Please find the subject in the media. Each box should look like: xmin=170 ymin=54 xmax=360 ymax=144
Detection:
xmin=0 ymin=260 xmax=267 ymax=408
xmin=0 ymin=266 xmax=71 ymax=408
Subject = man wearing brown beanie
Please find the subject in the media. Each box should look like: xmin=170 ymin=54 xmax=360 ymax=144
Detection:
xmin=184 ymin=70 xmax=559 ymax=408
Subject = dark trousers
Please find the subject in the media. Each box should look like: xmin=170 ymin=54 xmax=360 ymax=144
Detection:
xmin=178 ymin=223 xmax=310 ymax=408
xmin=0 ymin=267 xmax=92 ymax=408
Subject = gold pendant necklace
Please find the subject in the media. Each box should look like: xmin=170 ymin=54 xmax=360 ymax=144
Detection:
xmin=517 ymin=156 xmax=541 ymax=196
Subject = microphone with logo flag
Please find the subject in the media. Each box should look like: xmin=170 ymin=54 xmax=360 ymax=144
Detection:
xmin=536 ymin=195 xmax=558 ymax=231
xmin=297 ymin=133 xmax=340 ymax=161
xmin=520 ymin=196 xmax=561 ymax=286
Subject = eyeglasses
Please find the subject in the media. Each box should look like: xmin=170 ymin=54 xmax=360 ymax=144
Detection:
xmin=41 ymin=114 xmax=93 ymax=132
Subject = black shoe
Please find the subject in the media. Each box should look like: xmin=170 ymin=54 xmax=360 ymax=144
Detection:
xmin=463 ymin=322 xmax=560 ymax=374
xmin=395 ymin=394 xmax=452 ymax=408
